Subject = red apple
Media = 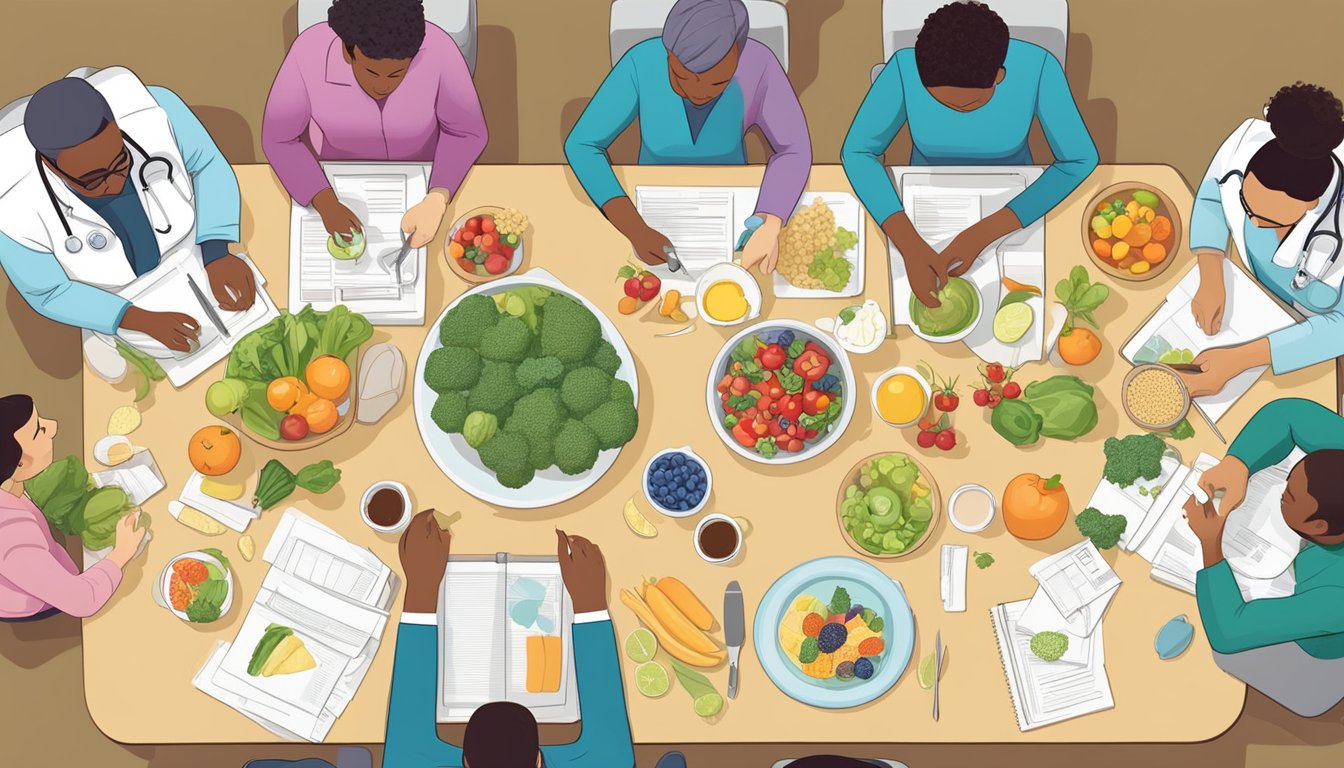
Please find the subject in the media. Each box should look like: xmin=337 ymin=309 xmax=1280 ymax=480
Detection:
xmin=280 ymin=414 xmax=310 ymax=441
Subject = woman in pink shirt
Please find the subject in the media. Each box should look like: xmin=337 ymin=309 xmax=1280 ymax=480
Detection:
xmin=0 ymin=395 xmax=145 ymax=621
xmin=263 ymin=0 xmax=488 ymax=248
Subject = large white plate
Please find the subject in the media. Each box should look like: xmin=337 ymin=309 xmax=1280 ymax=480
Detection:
xmin=413 ymin=269 xmax=639 ymax=508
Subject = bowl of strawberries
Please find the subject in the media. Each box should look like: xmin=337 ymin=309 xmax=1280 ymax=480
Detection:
xmin=446 ymin=206 xmax=529 ymax=284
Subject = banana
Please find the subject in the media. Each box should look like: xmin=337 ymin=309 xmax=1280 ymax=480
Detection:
xmin=654 ymin=576 xmax=714 ymax=631
xmin=645 ymin=583 xmax=721 ymax=654
xmin=619 ymin=589 xmax=724 ymax=668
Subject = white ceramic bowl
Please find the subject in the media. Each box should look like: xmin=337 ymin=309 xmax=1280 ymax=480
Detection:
xmin=947 ymin=483 xmax=996 ymax=533
xmin=906 ymin=279 xmax=984 ymax=344
xmin=705 ymin=320 xmax=856 ymax=465
xmin=360 ymin=481 xmax=413 ymax=534
xmin=642 ymin=446 xmax=713 ymax=518
xmin=831 ymin=301 xmax=887 ymax=355
xmin=695 ymin=263 xmax=762 ymax=327
xmin=871 ymin=367 xmax=932 ymax=428
xmin=157 ymin=550 xmax=235 ymax=623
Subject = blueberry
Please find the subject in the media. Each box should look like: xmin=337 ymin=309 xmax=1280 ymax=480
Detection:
xmin=671 ymin=454 xmax=684 ymax=467
xmin=817 ymin=623 xmax=848 ymax=653
xmin=854 ymin=658 xmax=875 ymax=680
xmin=675 ymin=487 xmax=687 ymax=500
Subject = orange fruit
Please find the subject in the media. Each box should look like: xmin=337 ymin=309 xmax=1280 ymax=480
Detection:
xmin=1091 ymin=239 xmax=1112 ymax=260
xmin=267 ymin=376 xmax=308 ymax=412
xmin=289 ymin=392 xmax=318 ymax=415
xmin=297 ymin=397 xmax=339 ymax=434
xmin=1058 ymin=328 xmax=1102 ymax=365
xmin=1151 ymin=215 xmax=1173 ymax=242
xmin=188 ymin=425 xmax=241 ymax=476
xmin=1123 ymin=222 xmax=1153 ymax=248
xmin=305 ymin=354 xmax=351 ymax=401
xmin=1142 ymin=242 xmax=1167 ymax=264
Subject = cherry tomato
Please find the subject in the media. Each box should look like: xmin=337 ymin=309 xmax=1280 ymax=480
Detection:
xmin=623 ymin=277 xmax=642 ymax=298
xmin=759 ymin=344 xmax=787 ymax=370
xmin=917 ymin=430 xmax=937 ymax=448
xmin=935 ymin=429 xmax=957 ymax=451
xmin=985 ymin=363 xmax=1006 ymax=383
xmin=972 ymin=389 xmax=991 ymax=407
xmin=785 ymin=438 xmax=805 ymax=452
xmin=480 ymin=217 xmax=496 ymax=234
xmin=768 ymin=420 xmax=785 ymax=437
xmin=803 ymin=428 xmax=818 ymax=440
xmin=731 ymin=376 xmax=751 ymax=395
xmin=987 ymin=393 xmax=1002 ymax=408
xmin=1003 ymin=381 xmax=1022 ymax=399
xmin=802 ymin=390 xmax=831 ymax=415
xmin=779 ymin=395 xmax=803 ymax=421
xmin=933 ymin=391 xmax=959 ymax=412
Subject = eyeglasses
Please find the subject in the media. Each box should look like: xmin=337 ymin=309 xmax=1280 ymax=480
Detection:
xmin=1238 ymin=187 xmax=1297 ymax=229
xmin=54 ymin=146 xmax=131 ymax=191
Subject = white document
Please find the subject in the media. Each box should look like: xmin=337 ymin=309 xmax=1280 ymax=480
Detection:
xmin=1082 ymin=448 xmax=1194 ymax=554
xmin=1028 ymin=540 xmax=1122 ymax=621
xmin=437 ymin=555 xmax=578 ymax=723
xmin=991 ymin=599 xmax=1114 ymax=731
xmin=941 ymin=544 xmax=968 ymax=612
xmin=908 ymin=189 xmax=980 ymax=246
xmin=1221 ymin=451 xmax=1305 ymax=579
xmin=1019 ymin=584 xmax=1114 ymax=643
xmin=112 ymin=251 xmax=280 ymax=386
xmin=177 ymin=471 xmax=258 ymax=533
xmin=288 ymin=163 xmax=429 ymax=325
xmin=91 ymin=449 xmax=165 ymax=505
xmin=1122 ymin=259 xmax=1295 ymax=423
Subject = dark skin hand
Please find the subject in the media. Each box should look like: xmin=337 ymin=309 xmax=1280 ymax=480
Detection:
xmin=556 ymin=529 xmax=608 ymax=613
xmin=883 ymin=201 xmax=1022 ymax=308
xmin=400 ymin=509 xmax=452 ymax=614
xmin=120 ymin=305 xmax=199 ymax=353
xmin=204 ymin=254 xmax=256 ymax=311
xmin=312 ymin=188 xmax=363 ymax=240
xmin=602 ymin=196 xmax=671 ymax=266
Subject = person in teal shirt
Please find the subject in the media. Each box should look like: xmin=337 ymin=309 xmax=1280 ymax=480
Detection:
xmin=1178 ymin=84 xmax=1344 ymax=399
xmin=383 ymin=512 xmax=635 ymax=767
xmin=1190 ymin=398 xmax=1344 ymax=716
xmin=841 ymin=1 xmax=1097 ymax=307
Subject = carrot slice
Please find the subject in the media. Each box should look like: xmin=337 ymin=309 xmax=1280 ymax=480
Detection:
xmin=1002 ymin=277 xmax=1041 ymax=294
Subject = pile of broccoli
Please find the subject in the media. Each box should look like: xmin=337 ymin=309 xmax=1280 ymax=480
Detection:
xmin=424 ymin=289 xmax=638 ymax=489
xmin=1102 ymin=433 xmax=1167 ymax=488
xmin=1075 ymin=506 xmax=1128 ymax=550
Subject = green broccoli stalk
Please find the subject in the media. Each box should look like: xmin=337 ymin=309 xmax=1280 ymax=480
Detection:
xmin=1102 ymin=433 xmax=1167 ymax=487
xmin=1075 ymin=507 xmax=1128 ymax=550
xmin=1030 ymin=631 xmax=1069 ymax=662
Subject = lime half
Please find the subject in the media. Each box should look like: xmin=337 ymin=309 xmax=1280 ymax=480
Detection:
xmin=917 ymin=652 xmax=937 ymax=689
xmin=635 ymin=661 xmax=670 ymax=697
xmin=624 ymin=628 xmax=658 ymax=663
xmin=693 ymin=692 xmax=724 ymax=717
xmin=993 ymin=302 xmax=1034 ymax=343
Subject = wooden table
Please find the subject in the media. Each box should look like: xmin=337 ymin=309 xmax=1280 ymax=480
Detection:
xmin=81 ymin=164 xmax=1336 ymax=744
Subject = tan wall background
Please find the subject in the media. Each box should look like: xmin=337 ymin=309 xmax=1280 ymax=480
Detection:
xmin=3 ymin=0 xmax=1343 ymax=444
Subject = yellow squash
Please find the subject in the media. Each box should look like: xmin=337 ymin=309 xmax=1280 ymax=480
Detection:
xmin=645 ymin=583 xmax=721 ymax=654
xmin=619 ymin=589 xmax=724 ymax=667
xmin=653 ymin=577 xmax=714 ymax=631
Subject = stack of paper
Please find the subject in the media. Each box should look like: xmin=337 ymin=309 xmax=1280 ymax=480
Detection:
xmin=91 ymin=449 xmax=165 ymax=506
xmin=172 ymin=471 xmax=258 ymax=533
xmin=193 ymin=510 xmax=395 ymax=741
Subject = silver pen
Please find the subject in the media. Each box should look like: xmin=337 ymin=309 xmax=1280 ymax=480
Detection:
xmin=187 ymin=274 xmax=230 ymax=339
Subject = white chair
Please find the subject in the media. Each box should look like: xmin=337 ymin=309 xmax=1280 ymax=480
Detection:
xmin=297 ymin=0 xmax=477 ymax=74
xmin=871 ymin=0 xmax=1068 ymax=81
xmin=770 ymin=761 xmax=907 ymax=768
xmin=609 ymin=0 xmax=790 ymax=72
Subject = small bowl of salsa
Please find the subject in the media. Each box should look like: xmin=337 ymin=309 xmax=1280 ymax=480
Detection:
xmin=360 ymin=480 xmax=412 ymax=534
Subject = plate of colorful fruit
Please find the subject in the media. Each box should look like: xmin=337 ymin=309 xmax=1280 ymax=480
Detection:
xmin=447 ymin=206 xmax=529 ymax=284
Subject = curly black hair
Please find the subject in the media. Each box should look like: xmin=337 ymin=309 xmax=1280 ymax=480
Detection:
xmin=914 ymin=1 xmax=1009 ymax=89
xmin=1248 ymin=82 xmax=1344 ymax=200
xmin=328 ymin=0 xmax=426 ymax=60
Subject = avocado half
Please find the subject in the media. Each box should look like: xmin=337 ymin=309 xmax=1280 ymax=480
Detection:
xmin=327 ymin=230 xmax=366 ymax=261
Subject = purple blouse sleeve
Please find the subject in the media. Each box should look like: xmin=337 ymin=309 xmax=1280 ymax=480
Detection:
xmin=261 ymin=39 xmax=330 ymax=206
xmin=741 ymin=44 xmax=811 ymax=222
xmin=427 ymin=34 xmax=488 ymax=197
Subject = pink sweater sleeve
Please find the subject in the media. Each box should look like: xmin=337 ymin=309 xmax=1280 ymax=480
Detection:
xmin=0 ymin=516 xmax=122 ymax=618
xmin=262 ymin=39 xmax=330 ymax=206
xmin=426 ymin=32 xmax=487 ymax=197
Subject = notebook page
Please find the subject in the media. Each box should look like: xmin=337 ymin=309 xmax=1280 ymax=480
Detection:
xmin=1222 ymin=449 xmax=1306 ymax=579
xmin=992 ymin=599 xmax=1113 ymax=731
xmin=635 ymin=186 xmax=735 ymax=270
xmin=502 ymin=560 xmax=571 ymax=709
xmin=265 ymin=510 xmax=390 ymax=607
xmin=440 ymin=561 xmax=506 ymax=707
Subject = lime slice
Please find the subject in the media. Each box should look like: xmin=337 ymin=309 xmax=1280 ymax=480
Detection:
xmin=693 ymin=692 xmax=724 ymax=717
xmin=624 ymin=628 xmax=658 ymax=663
xmin=635 ymin=661 xmax=670 ymax=697
xmin=993 ymin=302 xmax=1034 ymax=343
xmin=504 ymin=294 xmax=527 ymax=317
xmin=917 ymin=652 xmax=937 ymax=689
xmin=622 ymin=498 xmax=657 ymax=538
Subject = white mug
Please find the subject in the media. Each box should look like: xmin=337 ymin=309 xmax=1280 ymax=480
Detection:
xmin=693 ymin=513 xmax=753 ymax=564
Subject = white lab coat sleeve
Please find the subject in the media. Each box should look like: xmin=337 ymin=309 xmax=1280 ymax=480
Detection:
xmin=1268 ymin=310 xmax=1344 ymax=374
xmin=147 ymin=86 xmax=240 ymax=246
xmin=1190 ymin=119 xmax=1257 ymax=253
xmin=0 ymin=229 xmax=130 ymax=334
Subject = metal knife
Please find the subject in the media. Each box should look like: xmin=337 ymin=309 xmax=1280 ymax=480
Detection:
xmin=187 ymin=273 xmax=230 ymax=339
xmin=724 ymin=581 xmax=745 ymax=699
xmin=933 ymin=630 xmax=942 ymax=721
xmin=391 ymin=231 xmax=413 ymax=285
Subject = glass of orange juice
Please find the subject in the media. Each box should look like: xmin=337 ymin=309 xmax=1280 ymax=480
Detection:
xmin=871 ymin=367 xmax=931 ymax=428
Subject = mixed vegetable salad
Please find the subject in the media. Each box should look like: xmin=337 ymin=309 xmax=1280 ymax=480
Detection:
xmin=778 ymin=585 xmax=885 ymax=683
xmin=714 ymin=329 xmax=844 ymax=458
xmin=839 ymin=453 xmax=934 ymax=556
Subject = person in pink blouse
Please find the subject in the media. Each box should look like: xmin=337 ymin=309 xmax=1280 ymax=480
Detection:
xmin=262 ymin=0 xmax=487 ymax=248
xmin=0 ymin=395 xmax=145 ymax=621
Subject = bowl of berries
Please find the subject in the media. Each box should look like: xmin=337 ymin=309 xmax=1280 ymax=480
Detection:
xmin=446 ymin=206 xmax=529 ymax=284
xmin=642 ymin=447 xmax=713 ymax=518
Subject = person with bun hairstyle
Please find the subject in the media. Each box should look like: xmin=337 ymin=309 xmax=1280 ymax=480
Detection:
xmin=1181 ymin=83 xmax=1344 ymax=398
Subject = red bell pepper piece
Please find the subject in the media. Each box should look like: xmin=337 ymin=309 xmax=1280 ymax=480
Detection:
xmin=792 ymin=349 xmax=830 ymax=381
xmin=779 ymin=394 xmax=803 ymax=421
xmin=802 ymin=390 xmax=831 ymax=416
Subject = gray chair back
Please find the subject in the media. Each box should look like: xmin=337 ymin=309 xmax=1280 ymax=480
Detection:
xmin=874 ymin=0 xmax=1068 ymax=81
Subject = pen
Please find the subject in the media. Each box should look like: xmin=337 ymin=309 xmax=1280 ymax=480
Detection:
xmin=187 ymin=274 xmax=230 ymax=339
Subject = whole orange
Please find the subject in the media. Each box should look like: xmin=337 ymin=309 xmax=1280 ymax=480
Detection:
xmin=266 ymin=376 xmax=307 ymax=411
xmin=1058 ymin=328 xmax=1102 ymax=365
xmin=306 ymin=355 xmax=351 ymax=401
xmin=1002 ymin=473 xmax=1070 ymax=540
xmin=298 ymin=397 xmax=339 ymax=434
xmin=188 ymin=425 xmax=241 ymax=476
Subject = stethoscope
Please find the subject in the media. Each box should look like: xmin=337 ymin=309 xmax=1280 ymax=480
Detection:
xmin=35 ymin=132 xmax=177 ymax=254
xmin=1218 ymin=154 xmax=1344 ymax=312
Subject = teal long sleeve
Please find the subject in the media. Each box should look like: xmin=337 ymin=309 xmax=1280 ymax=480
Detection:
xmin=840 ymin=58 xmax=909 ymax=227
xmin=1004 ymin=53 xmax=1098 ymax=227
xmin=1227 ymin=398 xmax=1344 ymax=474
xmin=1196 ymin=560 xmax=1344 ymax=654
xmin=564 ymin=52 xmax=641 ymax=210
xmin=382 ymin=621 xmax=635 ymax=768
xmin=0 ymin=230 xmax=131 ymax=334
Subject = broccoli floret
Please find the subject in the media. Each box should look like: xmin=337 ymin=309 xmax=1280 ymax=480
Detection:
xmin=479 ymin=316 xmax=533 ymax=363
xmin=1103 ymin=433 xmax=1167 ymax=488
xmin=608 ymin=377 xmax=634 ymax=406
xmin=560 ymin=366 xmax=613 ymax=416
xmin=828 ymin=586 xmax=852 ymax=616
xmin=504 ymin=389 xmax=569 ymax=470
xmin=467 ymin=361 xmax=522 ymax=420
xmin=1030 ymin=631 xmax=1070 ymax=662
xmin=477 ymin=431 xmax=535 ymax=488
xmin=973 ymin=551 xmax=995 ymax=569
xmin=1075 ymin=507 xmax=1129 ymax=550
xmin=431 ymin=391 xmax=469 ymax=434
xmin=423 ymin=346 xmax=482 ymax=393
xmin=553 ymin=419 xmax=600 ymax=475
xmin=589 ymin=339 xmax=622 ymax=376
xmin=582 ymin=399 xmax=638 ymax=450
xmin=439 ymin=294 xmax=500 ymax=348
xmin=516 ymin=356 xmax=564 ymax=391
xmin=540 ymin=294 xmax=600 ymax=363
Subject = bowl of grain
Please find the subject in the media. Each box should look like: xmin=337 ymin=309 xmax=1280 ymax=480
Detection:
xmin=1122 ymin=364 xmax=1191 ymax=431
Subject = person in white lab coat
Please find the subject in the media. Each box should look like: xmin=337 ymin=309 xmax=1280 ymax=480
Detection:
xmin=0 ymin=70 xmax=254 ymax=353
xmin=1180 ymin=83 xmax=1344 ymax=398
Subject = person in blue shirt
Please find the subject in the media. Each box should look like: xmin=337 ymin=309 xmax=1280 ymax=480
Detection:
xmin=0 ymin=74 xmax=253 ymax=353
xmin=1178 ymin=83 xmax=1344 ymax=398
xmin=383 ymin=511 xmax=635 ymax=768
xmin=841 ymin=1 xmax=1098 ymax=307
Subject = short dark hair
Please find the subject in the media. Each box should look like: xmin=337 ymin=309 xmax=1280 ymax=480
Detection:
xmin=24 ymin=78 xmax=114 ymax=161
xmin=462 ymin=701 xmax=540 ymax=768
xmin=1301 ymin=449 xmax=1344 ymax=536
xmin=915 ymin=1 xmax=1010 ymax=89
xmin=0 ymin=394 xmax=35 ymax=483
xmin=328 ymin=0 xmax=426 ymax=60
xmin=1247 ymin=82 xmax=1344 ymax=201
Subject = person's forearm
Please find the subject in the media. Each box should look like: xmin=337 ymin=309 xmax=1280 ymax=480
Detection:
xmin=881 ymin=212 xmax=926 ymax=259
xmin=968 ymin=208 xmax=1022 ymax=246
xmin=600 ymin=197 xmax=647 ymax=241
xmin=1201 ymin=533 xmax=1225 ymax=569
xmin=1229 ymin=398 xmax=1344 ymax=473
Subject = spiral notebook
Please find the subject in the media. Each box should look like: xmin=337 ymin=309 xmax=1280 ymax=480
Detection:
xmin=990 ymin=599 xmax=1114 ymax=731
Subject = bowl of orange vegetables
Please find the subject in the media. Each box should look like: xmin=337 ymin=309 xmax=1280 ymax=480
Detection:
xmin=1083 ymin=183 xmax=1182 ymax=282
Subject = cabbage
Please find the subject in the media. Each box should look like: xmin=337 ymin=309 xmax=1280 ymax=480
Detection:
xmin=1024 ymin=376 xmax=1098 ymax=440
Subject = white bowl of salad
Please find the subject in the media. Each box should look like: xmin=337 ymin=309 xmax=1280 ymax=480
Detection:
xmin=706 ymin=320 xmax=855 ymax=465
xmin=819 ymin=300 xmax=887 ymax=355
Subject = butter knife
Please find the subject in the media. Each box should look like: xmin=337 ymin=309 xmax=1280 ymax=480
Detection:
xmin=724 ymin=581 xmax=744 ymax=699
xmin=933 ymin=630 xmax=942 ymax=722
xmin=187 ymin=273 xmax=229 ymax=339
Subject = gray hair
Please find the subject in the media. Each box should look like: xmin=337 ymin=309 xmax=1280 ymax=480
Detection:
xmin=24 ymin=78 xmax=114 ymax=161
xmin=662 ymin=0 xmax=750 ymax=74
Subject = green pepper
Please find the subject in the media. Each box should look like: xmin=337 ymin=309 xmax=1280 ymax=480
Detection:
xmin=253 ymin=460 xmax=297 ymax=510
